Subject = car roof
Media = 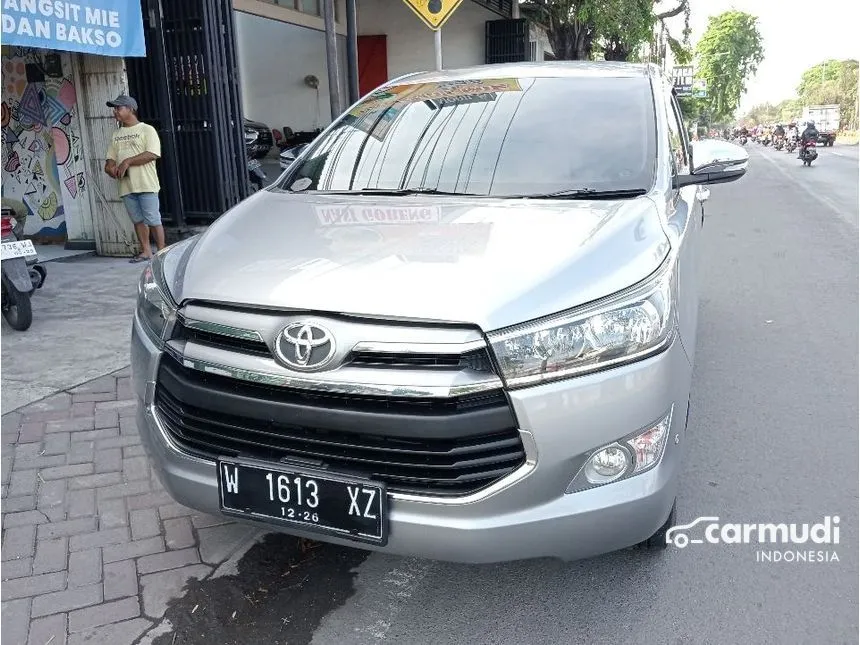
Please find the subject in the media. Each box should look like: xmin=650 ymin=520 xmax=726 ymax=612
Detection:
xmin=388 ymin=61 xmax=657 ymax=87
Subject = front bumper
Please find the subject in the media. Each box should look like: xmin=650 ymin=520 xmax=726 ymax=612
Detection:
xmin=132 ymin=314 xmax=692 ymax=563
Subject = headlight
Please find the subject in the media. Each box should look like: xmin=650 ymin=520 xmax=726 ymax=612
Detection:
xmin=137 ymin=256 xmax=176 ymax=344
xmin=487 ymin=257 xmax=676 ymax=388
xmin=567 ymin=407 xmax=673 ymax=493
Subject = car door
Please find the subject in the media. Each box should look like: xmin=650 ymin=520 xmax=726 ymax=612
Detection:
xmin=664 ymin=88 xmax=702 ymax=365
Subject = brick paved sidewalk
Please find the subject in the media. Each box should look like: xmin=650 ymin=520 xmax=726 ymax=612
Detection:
xmin=2 ymin=368 xmax=263 ymax=645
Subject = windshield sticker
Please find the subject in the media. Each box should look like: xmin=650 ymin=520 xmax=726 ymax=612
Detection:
xmin=343 ymin=78 xmax=522 ymax=141
xmin=347 ymin=78 xmax=522 ymax=118
xmin=407 ymin=78 xmax=522 ymax=103
xmin=291 ymin=178 xmax=313 ymax=192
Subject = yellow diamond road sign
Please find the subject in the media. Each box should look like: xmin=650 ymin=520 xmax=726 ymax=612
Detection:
xmin=402 ymin=0 xmax=465 ymax=30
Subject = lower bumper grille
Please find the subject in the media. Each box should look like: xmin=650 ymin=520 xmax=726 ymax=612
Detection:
xmin=154 ymin=358 xmax=526 ymax=497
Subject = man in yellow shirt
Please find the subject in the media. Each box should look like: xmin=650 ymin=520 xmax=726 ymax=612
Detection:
xmin=104 ymin=95 xmax=164 ymax=263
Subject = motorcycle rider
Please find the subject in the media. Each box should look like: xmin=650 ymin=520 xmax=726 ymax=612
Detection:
xmin=772 ymin=123 xmax=786 ymax=149
xmin=799 ymin=121 xmax=819 ymax=158
xmin=774 ymin=122 xmax=786 ymax=140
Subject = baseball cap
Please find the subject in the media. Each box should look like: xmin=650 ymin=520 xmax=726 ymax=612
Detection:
xmin=106 ymin=95 xmax=138 ymax=111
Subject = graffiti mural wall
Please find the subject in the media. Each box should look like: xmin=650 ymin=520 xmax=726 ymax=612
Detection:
xmin=1 ymin=47 xmax=87 ymax=241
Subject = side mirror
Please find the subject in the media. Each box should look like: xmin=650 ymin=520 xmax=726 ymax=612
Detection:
xmin=674 ymin=140 xmax=749 ymax=188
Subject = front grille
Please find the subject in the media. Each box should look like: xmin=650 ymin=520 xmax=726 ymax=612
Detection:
xmin=346 ymin=348 xmax=494 ymax=372
xmin=173 ymin=320 xmax=270 ymax=356
xmin=173 ymin=319 xmax=497 ymax=372
xmin=155 ymin=358 xmax=525 ymax=496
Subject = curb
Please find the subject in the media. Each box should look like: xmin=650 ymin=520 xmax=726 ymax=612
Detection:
xmin=40 ymin=250 xmax=98 ymax=264
xmin=2 ymin=363 xmax=131 ymax=416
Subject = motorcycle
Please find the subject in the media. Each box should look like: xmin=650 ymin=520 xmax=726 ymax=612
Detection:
xmin=799 ymin=140 xmax=818 ymax=166
xmin=774 ymin=136 xmax=785 ymax=151
xmin=248 ymin=157 xmax=267 ymax=191
xmin=785 ymin=136 xmax=798 ymax=153
xmin=245 ymin=129 xmax=267 ymax=191
xmin=1 ymin=209 xmax=47 ymax=331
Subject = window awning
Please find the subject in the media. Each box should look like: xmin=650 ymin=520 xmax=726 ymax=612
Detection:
xmin=1 ymin=0 xmax=146 ymax=57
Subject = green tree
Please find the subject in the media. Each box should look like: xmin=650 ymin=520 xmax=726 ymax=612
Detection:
xmin=695 ymin=10 xmax=765 ymax=122
xmin=776 ymin=98 xmax=802 ymax=123
xmin=677 ymin=96 xmax=707 ymax=124
xmin=649 ymin=0 xmax=692 ymax=65
xmin=525 ymin=0 xmax=602 ymax=60
xmin=602 ymin=0 xmax=655 ymax=61
xmin=797 ymin=59 xmax=858 ymax=129
xmin=743 ymin=102 xmax=778 ymax=125
xmin=525 ymin=0 xmax=688 ymax=62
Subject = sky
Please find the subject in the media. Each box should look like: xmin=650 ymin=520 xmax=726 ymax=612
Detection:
xmin=665 ymin=0 xmax=859 ymax=114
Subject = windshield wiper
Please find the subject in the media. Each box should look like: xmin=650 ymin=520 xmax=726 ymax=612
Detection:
xmin=510 ymin=188 xmax=648 ymax=200
xmin=322 ymin=187 xmax=484 ymax=197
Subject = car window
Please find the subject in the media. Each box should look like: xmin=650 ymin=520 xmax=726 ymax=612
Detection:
xmin=665 ymin=91 xmax=689 ymax=173
xmin=278 ymin=76 xmax=657 ymax=196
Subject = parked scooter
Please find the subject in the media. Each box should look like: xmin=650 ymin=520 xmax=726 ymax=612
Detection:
xmin=245 ymin=129 xmax=267 ymax=191
xmin=1 ymin=209 xmax=47 ymax=331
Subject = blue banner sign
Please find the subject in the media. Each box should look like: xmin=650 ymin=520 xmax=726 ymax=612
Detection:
xmin=1 ymin=0 xmax=146 ymax=57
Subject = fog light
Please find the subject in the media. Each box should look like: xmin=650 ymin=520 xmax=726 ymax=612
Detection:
xmin=627 ymin=416 xmax=670 ymax=473
xmin=584 ymin=445 xmax=630 ymax=484
xmin=566 ymin=406 xmax=674 ymax=494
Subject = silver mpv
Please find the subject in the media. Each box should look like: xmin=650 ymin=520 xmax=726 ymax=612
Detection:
xmin=131 ymin=62 xmax=748 ymax=563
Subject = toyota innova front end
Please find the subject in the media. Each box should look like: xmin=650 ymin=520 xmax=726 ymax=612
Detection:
xmin=131 ymin=62 xmax=748 ymax=563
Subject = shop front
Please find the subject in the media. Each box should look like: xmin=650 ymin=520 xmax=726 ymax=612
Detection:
xmin=1 ymin=0 xmax=146 ymax=253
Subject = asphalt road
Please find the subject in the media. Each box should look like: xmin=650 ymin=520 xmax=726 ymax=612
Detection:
xmin=305 ymin=143 xmax=858 ymax=644
xmin=751 ymin=141 xmax=859 ymax=230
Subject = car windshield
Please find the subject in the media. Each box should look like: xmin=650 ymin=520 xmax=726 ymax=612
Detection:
xmin=277 ymin=75 xmax=657 ymax=197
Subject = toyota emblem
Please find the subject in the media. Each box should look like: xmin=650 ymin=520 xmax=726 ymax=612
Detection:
xmin=274 ymin=322 xmax=336 ymax=371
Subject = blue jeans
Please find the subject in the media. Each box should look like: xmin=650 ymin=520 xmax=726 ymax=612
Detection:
xmin=122 ymin=193 xmax=162 ymax=227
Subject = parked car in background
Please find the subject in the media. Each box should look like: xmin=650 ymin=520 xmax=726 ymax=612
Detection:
xmin=244 ymin=118 xmax=274 ymax=158
xmin=132 ymin=62 xmax=749 ymax=564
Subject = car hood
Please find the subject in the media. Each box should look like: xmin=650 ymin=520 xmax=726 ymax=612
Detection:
xmin=163 ymin=191 xmax=670 ymax=331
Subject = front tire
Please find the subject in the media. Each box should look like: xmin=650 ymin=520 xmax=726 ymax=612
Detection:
xmin=2 ymin=284 xmax=33 ymax=331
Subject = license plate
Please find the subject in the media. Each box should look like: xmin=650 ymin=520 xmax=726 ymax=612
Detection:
xmin=247 ymin=159 xmax=262 ymax=170
xmin=1 ymin=239 xmax=35 ymax=260
xmin=217 ymin=459 xmax=387 ymax=544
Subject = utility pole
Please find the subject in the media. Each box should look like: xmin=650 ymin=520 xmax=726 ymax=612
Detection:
xmin=345 ymin=0 xmax=359 ymax=104
xmin=323 ymin=0 xmax=342 ymax=121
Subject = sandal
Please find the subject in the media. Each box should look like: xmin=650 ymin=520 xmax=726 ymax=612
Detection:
xmin=129 ymin=255 xmax=151 ymax=263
